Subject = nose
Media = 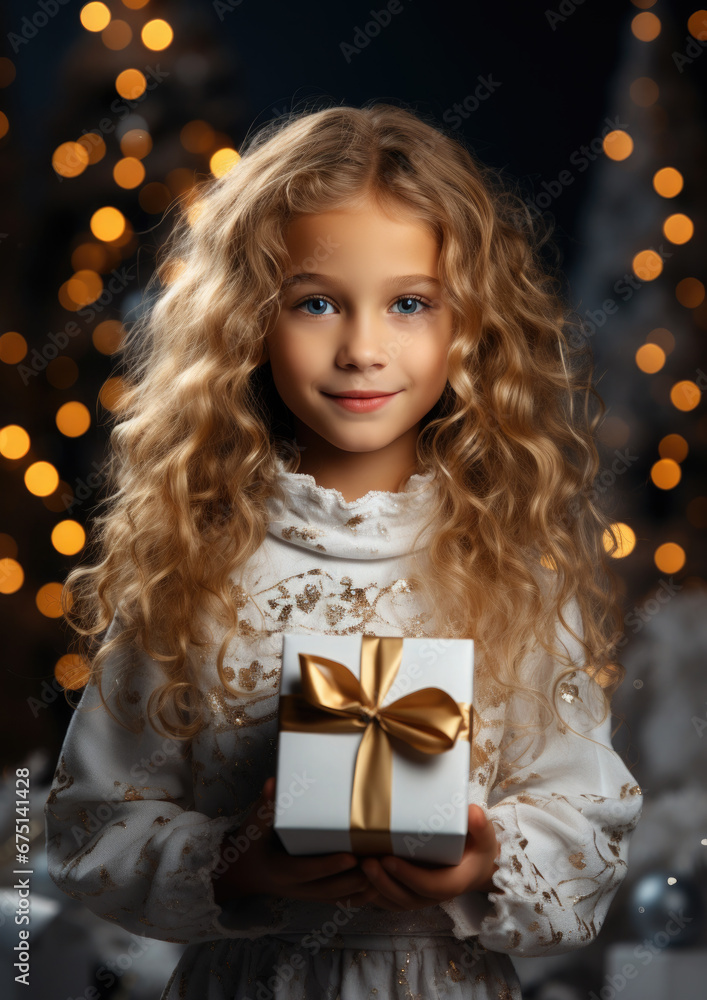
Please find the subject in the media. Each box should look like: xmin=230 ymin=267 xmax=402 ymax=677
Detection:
xmin=334 ymin=313 xmax=391 ymax=374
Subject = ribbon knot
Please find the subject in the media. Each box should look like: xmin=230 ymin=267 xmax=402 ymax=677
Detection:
xmin=278 ymin=635 xmax=470 ymax=854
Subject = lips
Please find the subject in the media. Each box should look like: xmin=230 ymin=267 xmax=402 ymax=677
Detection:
xmin=322 ymin=390 xmax=402 ymax=412
xmin=322 ymin=390 xmax=400 ymax=398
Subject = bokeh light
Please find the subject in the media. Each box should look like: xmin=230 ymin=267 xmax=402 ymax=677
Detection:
xmin=653 ymin=167 xmax=683 ymax=198
xmin=210 ymin=147 xmax=240 ymax=177
xmin=650 ymin=458 xmax=681 ymax=489
xmin=116 ymin=68 xmax=147 ymax=101
xmin=631 ymin=11 xmax=661 ymax=40
xmin=55 ymin=654 xmax=90 ymax=690
xmin=36 ymin=582 xmax=65 ymax=618
xmin=663 ymin=213 xmax=694 ymax=244
xmin=0 ymin=424 xmax=30 ymax=460
xmin=80 ymin=2 xmax=111 ymax=32
xmin=654 ymin=542 xmax=685 ymax=574
xmin=603 ymin=130 xmax=633 ymax=161
xmin=676 ymin=278 xmax=705 ymax=308
xmin=0 ymin=332 xmax=27 ymax=364
xmin=90 ymin=206 xmax=127 ymax=242
xmin=635 ymin=343 xmax=665 ymax=373
xmin=670 ymin=380 xmax=701 ymax=412
xmin=141 ymin=19 xmax=173 ymax=50
xmin=604 ymin=522 xmax=636 ymax=558
xmin=25 ymin=461 xmax=60 ymax=496
xmin=658 ymin=434 xmax=688 ymax=463
xmin=0 ymin=558 xmax=23 ymax=594
xmin=56 ymin=401 xmax=91 ymax=438
xmin=632 ymin=249 xmax=663 ymax=281
xmin=51 ymin=520 xmax=86 ymax=556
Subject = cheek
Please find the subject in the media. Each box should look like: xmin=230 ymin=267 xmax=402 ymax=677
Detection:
xmin=410 ymin=338 xmax=451 ymax=385
xmin=268 ymin=330 xmax=316 ymax=382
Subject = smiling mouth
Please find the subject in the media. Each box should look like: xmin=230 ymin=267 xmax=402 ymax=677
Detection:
xmin=321 ymin=390 xmax=401 ymax=398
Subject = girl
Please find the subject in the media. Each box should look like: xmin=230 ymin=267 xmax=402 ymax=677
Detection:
xmin=45 ymin=101 xmax=643 ymax=1000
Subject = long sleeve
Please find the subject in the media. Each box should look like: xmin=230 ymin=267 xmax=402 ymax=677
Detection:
xmin=439 ymin=598 xmax=643 ymax=956
xmin=44 ymin=613 xmax=292 ymax=945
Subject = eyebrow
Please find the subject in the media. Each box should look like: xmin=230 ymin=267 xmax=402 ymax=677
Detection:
xmin=281 ymin=273 xmax=442 ymax=291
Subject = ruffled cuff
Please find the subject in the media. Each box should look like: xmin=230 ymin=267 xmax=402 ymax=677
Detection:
xmin=188 ymin=815 xmax=294 ymax=942
xmin=475 ymin=806 xmax=532 ymax=954
xmin=438 ymin=890 xmax=496 ymax=940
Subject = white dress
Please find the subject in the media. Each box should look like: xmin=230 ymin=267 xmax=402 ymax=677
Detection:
xmin=44 ymin=457 xmax=643 ymax=1000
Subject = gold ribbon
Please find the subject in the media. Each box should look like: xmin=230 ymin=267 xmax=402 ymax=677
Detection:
xmin=278 ymin=634 xmax=470 ymax=855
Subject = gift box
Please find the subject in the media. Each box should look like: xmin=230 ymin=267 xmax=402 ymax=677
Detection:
xmin=273 ymin=632 xmax=473 ymax=865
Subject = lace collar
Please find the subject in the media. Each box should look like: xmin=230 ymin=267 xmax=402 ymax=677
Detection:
xmin=265 ymin=454 xmax=438 ymax=559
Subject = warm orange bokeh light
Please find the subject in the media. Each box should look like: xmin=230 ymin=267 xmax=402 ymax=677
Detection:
xmin=0 ymin=557 xmax=23 ymax=594
xmin=92 ymin=319 xmax=125 ymax=355
xmin=52 ymin=141 xmax=89 ymax=178
xmin=632 ymin=249 xmax=663 ymax=281
xmin=99 ymin=376 xmax=127 ymax=412
xmin=25 ymin=461 xmax=60 ymax=496
xmin=115 ymin=68 xmax=147 ymax=101
xmin=663 ymin=213 xmax=694 ymax=244
xmin=0 ymin=331 xmax=27 ymax=364
xmin=676 ymin=278 xmax=705 ymax=309
xmin=0 ymin=424 xmax=30 ymax=459
xmin=631 ymin=11 xmax=661 ymax=40
xmin=635 ymin=343 xmax=665 ymax=373
xmin=603 ymin=130 xmax=634 ymax=161
xmin=54 ymin=653 xmax=91 ymax=690
xmin=56 ymin=401 xmax=91 ymax=438
xmin=141 ymin=19 xmax=173 ymax=50
xmin=77 ymin=132 xmax=107 ymax=165
xmin=181 ymin=119 xmax=215 ymax=153
xmin=67 ymin=269 xmax=103 ymax=307
xmin=653 ymin=167 xmax=683 ymax=198
xmin=51 ymin=520 xmax=86 ymax=556
xmin=630 ymin=77 xmax=659 ymax=107
xmin=90 ymin=206 xmax=126 ymax=242
xmin=120 ymin=129 xmax=153 ymax=159
xmin=114 ymin=156 xmax=146 ymax=189
xmin=687 ymin=10 xmax=707 ymax=39
xmin=36 ymin=582 xmax=65 ymax=618
xmin=670 ymin=380 xmax=701 ymax=412
xmin=654 ymin=542 xmax=685 ymax=574
xmin=658 ymin=434 xmax=688 ymax=463
xmin=80 ymin=2 xmax=111 ymax=32
xmin=650 ymin=458 xmax=681 ymax=489
xmin=646 ymin=327 xmax=675 ymax=353
xmin=210 ymin=147 xmax=241 ymax=177
xmin=603 ymin=522 xmax=636 ymax=558
xmin=102 ymin=18 xmax=132 ymax=49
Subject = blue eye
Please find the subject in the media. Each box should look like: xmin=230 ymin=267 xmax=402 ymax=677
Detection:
xmin=295 ymin=295 xmax=430 ymax=317
xmin=392 ymin=296 xmax=427 ymax=315
xmin=299 ymin=297 xmax=335 ymax=316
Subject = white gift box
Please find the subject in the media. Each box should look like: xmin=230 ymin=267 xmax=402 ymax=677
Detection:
xmin=273 ymin=632 xmax=474 ymax=865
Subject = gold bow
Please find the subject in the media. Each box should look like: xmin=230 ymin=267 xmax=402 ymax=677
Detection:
xmin=278 ymin=634 xmax=470 ymax=854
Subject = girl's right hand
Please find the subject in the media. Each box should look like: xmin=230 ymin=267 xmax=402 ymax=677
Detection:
xmin=212 ymin=777 xmax=380 ymax=908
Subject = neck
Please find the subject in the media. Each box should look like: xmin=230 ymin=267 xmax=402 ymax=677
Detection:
xmin=291 ymin=424 xmax=421 ymax=502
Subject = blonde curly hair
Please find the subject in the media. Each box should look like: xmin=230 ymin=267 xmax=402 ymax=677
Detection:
xmin=62 ymin=100 xmax=625 ymax=745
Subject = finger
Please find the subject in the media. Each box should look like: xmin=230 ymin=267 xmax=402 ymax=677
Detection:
xmin=376 ymin=855 xmax=467 ymax=900
xmin=467 ymin=805 xmax=500 ymax=856
xmin=360 ymin=858 xmax=434 ymax=910
xmin=287 ymin=867 xmax=371 ymax=902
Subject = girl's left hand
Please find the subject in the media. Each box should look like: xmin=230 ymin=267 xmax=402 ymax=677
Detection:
xmin=358 ymin=804 xmax=501 ymax=912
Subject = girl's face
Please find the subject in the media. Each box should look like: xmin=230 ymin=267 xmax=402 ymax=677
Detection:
xmin=264 ymin=194 xmax=455 ymax=470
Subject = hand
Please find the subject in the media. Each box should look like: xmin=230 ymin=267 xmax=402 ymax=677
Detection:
xmin=358 ymin=803 xmax=501 ymax=912
xmin=212 ymin=777 xmax=380 ymax=908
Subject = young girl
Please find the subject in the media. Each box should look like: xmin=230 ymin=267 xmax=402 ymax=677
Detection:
xmin=45 ymin=101 xmax=643 ymax=1000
